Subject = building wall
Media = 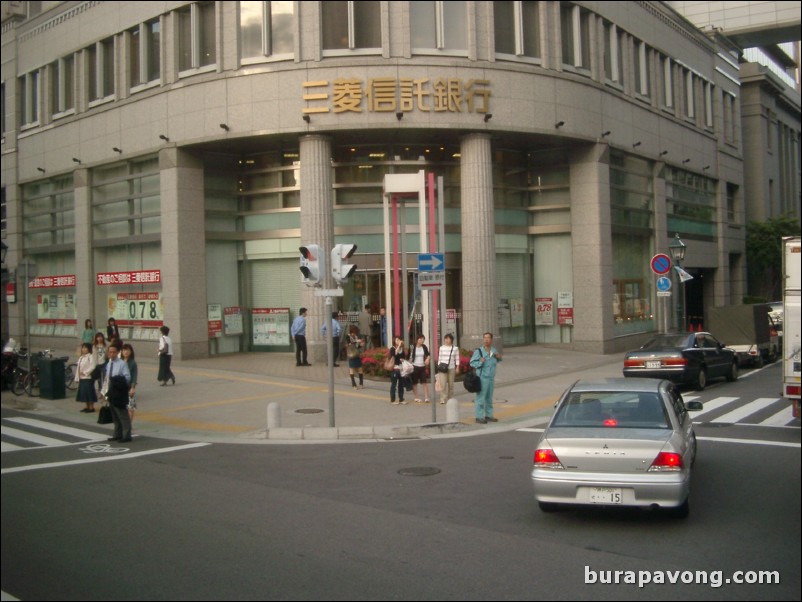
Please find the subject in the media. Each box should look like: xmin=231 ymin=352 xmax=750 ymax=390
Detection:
xmin=1 ymin=1 xmax=745 ymax=356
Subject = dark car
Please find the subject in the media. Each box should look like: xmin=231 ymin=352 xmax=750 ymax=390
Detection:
xmin=623 ymin=332 xmax=738 ymax=390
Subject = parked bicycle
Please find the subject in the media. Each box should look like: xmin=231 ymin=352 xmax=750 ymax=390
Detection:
xmin=6 ymin=348 xmax=74 ymax=396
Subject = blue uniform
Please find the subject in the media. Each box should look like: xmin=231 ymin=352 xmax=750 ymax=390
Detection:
xmin=470 ymin=346 xmax=501 ymax=420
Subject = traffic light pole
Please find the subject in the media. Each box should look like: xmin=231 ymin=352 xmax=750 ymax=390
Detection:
xmin=315 ymin=287 xmax=343 ymax=427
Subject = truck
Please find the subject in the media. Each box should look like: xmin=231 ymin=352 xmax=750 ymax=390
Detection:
xmin=706 ymin=303 xmax=779 ymax=367
xmin=782 ymin=236 xmax=800 ymax=418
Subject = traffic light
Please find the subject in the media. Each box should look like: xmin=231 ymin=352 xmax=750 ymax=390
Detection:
xmin=331 ymin=243 xmax=357 ymax=284
xmin=299 ymin=244 xmax=324 ymax=286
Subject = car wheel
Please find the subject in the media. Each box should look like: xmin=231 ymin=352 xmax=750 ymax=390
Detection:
xmin=538 ymin=501 xmax=561 ymax=513
xmin=666 ymin=498 xmax=690 ymax=519
xmin=694 ymin=368 xmax=707 ymax=391
xmin=726 ymin=361 xmax=738 ymax=382
xmin=754 ymin=354 xmax=764 ymax=368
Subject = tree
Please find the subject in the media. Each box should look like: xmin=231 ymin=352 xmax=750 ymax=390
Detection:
xmin=746 ymin=216 xmax=801 ymax=301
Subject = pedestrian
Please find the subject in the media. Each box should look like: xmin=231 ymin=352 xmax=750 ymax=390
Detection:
xmin=75 ymin=342 xmax=97 ymax=413
xmin=81 ymin=319 xmax=95 ymax=346
xmin=291 ymin=307 xmax=311 ymax=366
xmin=410 ymin=334 xmax=431 ymax=403
xmin=121 ymin=343 xmax=138 ymax=423
xmin=157 ymin=325 xmax=175 ymax=386
xmin=346 ymin=326 xmax=364 ymax=390
xmin=436 ymin=333 xmax=460 ymax=404
xmin=320 ymin=312 xmax=342 ymax=367
xmin=379 ymin=307 xmax=387 ymax=348
xmin=469 ymin=332 xmax=503 ymax=424
xmin=106 ymin=317 xmax=121 ymax=343
xmin=92 ymin=332 xmax=107 ymax=394
xmin=389 ymin=335 xmax=407 ymax=405
xmin=358 ymin=305 xmax=373 ymax=349
xmin=102 ymin=342 xmax=132 ymax=442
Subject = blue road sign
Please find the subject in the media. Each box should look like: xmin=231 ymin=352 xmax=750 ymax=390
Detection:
xmin=418 ymin=253 xmax=444 ymax=271
xmin=651 ymin=254 xmax=672 ymax=275
xmin=656 ymin=276 xmax=672 ymax=291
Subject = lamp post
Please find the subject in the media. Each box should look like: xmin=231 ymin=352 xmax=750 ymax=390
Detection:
xmin=668 ymin=233 xmax=687 ymax=332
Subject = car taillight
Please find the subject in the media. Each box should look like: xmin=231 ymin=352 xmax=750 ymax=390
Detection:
xmin=603 ymin=418 xmax=618 ymax=427
xmin=648 ymin=452 xmax=683 ymax=472
xmin=662 ymin=358 xmax=688 ymax=366
xmin=624 ymin=359 xmax=644 ymax=367
xmin=534 ymin=449 xmax=565 ymax=469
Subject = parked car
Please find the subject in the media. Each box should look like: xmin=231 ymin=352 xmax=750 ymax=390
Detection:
xmin=623 ymin=332 xmax=738 ymax=390
xmin=531 ymin=378 xmax=702 ymax=518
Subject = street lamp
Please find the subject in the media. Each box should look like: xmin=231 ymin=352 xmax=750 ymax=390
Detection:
xmin=668 ymin=234 xmax=687 ymax=332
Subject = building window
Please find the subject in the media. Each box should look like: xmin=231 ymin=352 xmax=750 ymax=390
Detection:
xmin=704 ymin=82 xmax=713 ymax=129
xmin=723 ymin=92 xmax=735 ymax=144
xmin=240 ymin=1 xmax=294 ymax=60
xmin=19 ymin=71 xmax=40 ymax=126
xmin=322 ymin=1 xmax=380 ymax=53
xmin=410 ymin=1 xmax=466 ymax=54
xmin=178 ymin=1 xmax=217 ymax=73
xmin=634 ymin=40 xmax=649 ymax=96
xmin=662 ymin=56 xmax=673 ymax=109
xmin=130 ymin=18 xmax=161 ymax=89
xmin=683 ymin=70 xmax=695 ymax=120
xmin=665 ymin=167 xmax=716 ymax=241
xmin=51 ymin=55 xmax=75 ymax=116
xmin=22 ymin=176 xmax=75 ymax=250
xmin=726 ymin=182 xmax=737 ymax=224
xmin=494 ymin=1 xmax=540 ymax=60
xmin=88 ymin=37 xmax=115 ymax=103
xmin=560 ymin=3 xmax=590 ymax=70
xmin=92 ymin=157 xmax=161 ymax=241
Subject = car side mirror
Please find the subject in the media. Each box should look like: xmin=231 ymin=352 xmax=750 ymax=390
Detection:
xmin=686 ymin=401 xmax=703 ymax=411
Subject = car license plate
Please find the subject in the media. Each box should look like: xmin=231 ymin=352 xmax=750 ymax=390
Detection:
xmin=589 ymin=487 xmax=623 ymax=504
xmin=645 ymin=360 xmax=661 ymax=369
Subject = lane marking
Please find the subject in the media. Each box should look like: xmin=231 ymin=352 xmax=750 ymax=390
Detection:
xmin=1 ymin=427 xmax=70 ymax=448
xmin=696 ymin=436 xmax=800 ymax=449
xmin=6 ymin=417 xmax=107 ymax=440
xmin=1 ymin=442 xmax=211 ymax=475
xmin=711 ymin=398 xmax=781 ymax=423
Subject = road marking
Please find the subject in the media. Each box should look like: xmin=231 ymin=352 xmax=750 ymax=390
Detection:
xmin=690 ymin=396 xmax=738 ymax=418
xmin=6 ymin=417 xmax=107 ymax=440
xmin=711 ymin=398 xmax=780 ymax=423
xmin=759 ymin=406 xmax=797 ymax=427
xmin=1 ymin=442 xmax=211 ymax=475
xmin=1 ymin=427 xmax=70 ymax=448
xmin=697 ymin=436 xmax=800 ymax=449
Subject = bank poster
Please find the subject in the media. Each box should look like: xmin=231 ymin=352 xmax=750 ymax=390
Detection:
xmin=252 ymin=308 xmax=290 ymax=346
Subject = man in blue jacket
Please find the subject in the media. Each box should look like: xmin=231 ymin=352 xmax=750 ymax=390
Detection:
xmin=469 ymin=332 xmax=502 ymax=424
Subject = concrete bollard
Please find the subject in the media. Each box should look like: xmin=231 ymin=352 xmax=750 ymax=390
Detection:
xmin=446 ymin=398 xmax=460 ymax=423
xmin=267 ymin=401 xmax=281 ymax=429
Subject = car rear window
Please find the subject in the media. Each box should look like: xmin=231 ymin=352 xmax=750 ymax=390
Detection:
xmin=552 ymin=391 xmax=670 ymax=429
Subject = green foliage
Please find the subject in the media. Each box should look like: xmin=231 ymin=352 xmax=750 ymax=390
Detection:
xmin=746 ymin=216 xmax=800 ymax=301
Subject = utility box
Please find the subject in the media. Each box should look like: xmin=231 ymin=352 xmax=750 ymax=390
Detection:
xmin=39 ymin=357 xmax=66 ymax=399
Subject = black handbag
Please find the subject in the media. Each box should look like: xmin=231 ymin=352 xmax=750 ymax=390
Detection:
xmin=97 ymin=405 xmax=113 ymax=424
xmin=463 ymin=371 xmax=482 ymax=393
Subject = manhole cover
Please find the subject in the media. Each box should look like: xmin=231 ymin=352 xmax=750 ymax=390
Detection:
xmin=294 ymin=408 xmax=324 ymax=414
xmin=398 ymin=466 xmax=441 ymax=477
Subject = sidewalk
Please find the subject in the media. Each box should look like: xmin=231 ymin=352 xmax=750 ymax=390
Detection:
xmin=2 ymin=344 xmax=625 ymax=443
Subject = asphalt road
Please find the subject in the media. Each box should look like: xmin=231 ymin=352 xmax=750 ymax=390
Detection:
xmin=2 ymin=363 xmax=799 ymax=601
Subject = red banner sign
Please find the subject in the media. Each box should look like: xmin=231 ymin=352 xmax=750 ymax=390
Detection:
xmin=97 ymin=270 xmax=161 ymax=286
xmin=28 ymin=274 xmax=76 ymax=288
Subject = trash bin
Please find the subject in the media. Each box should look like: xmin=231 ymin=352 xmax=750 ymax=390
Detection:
xmin=39 ymin=357 xmax=66 ymax=399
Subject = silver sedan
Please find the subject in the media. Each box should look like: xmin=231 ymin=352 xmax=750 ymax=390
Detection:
xmin=531 ymin=378 xmax=702 ymax=518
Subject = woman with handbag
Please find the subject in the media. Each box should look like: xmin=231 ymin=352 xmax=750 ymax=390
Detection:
xmin=436 ymin=333 xmax=460 ymax=404
xmin=157 ymin=325 xmax=175 ymax=386
xmin=122 ymin=343 xmax=138 ymax=422
xmin=346 ymin=326 xmax=365 ymax=390
xmin=410 ymin=334 xmax=431 ymax=403
xmin=75 ymin=343 xmax=97 ymax=413
xmin=92 ymin=332 xmax=107 ymax=395
xmin=388 ymin=335 xmax=407 ymax=405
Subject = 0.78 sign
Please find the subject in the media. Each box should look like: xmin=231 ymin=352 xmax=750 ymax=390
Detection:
xmin=108 ymin=292 xmax=163 ymax=327
xmin=535 ymin=297 xmax=554 ymax=326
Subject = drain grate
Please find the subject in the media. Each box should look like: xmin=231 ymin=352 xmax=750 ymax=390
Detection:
xmin=294 ymin=408 xmax=324 ymax=414
xmin=397 ymin=466 xmax=441 ymax=477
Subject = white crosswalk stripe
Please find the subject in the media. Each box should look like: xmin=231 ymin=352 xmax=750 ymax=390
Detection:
xmin=758 ymin=406 xmax=797 ymax=427
xmin=711 ymin=398 xmax=780 ymax=423
xmin=1 ymin=417 xmax=107 ymax=452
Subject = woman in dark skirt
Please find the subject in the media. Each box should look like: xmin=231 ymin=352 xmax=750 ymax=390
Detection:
xmin=75 ymin=343 xmax=98 ymax=412
xmin=157 ymin=325 xmax=175 ymax=386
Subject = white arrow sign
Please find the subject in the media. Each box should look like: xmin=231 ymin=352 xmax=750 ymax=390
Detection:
xmin=418 ymin=253 xmax=444 ymax=271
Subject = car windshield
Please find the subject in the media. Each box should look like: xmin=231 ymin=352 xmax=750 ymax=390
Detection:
xmin=552 ymin=391 xmax=670 ymax=429
xmin=640 ymin=335 xmax=689 ymax=350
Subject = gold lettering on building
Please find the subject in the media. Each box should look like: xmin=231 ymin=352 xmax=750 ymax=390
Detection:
xmin=303 ymin=77 xmax=490 ymax=115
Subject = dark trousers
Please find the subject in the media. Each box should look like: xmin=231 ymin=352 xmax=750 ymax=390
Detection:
xmin=294 ymin=335 xmax=308 ymax=365
xmin=111 ymin=403 xmax=132 ymax=440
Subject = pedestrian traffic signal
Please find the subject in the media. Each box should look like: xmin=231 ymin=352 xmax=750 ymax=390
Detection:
xmin=299 ymin=244 xmax=324 ymax=286
xmin=331 ymin=243 xmax=357 ymax=284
